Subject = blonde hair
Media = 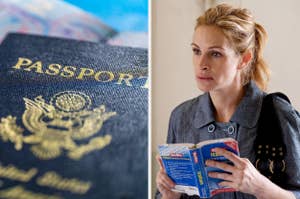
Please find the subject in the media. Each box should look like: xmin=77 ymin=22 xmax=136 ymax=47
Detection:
xmin=195 ymin=4 xmax=270 ymax=91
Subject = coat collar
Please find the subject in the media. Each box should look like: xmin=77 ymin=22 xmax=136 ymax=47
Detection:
xmin=193 ymin=92 xmax=215 ymax=128
xmin=193 ymin=81 xmax=264 ymax=129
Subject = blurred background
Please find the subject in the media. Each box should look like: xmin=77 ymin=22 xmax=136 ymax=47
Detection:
xmin=0 ymin=0 xmax=148 ymax=48
xmin=152 ymin=0 xmax=300 ymax=197
xmin=64 ymin=0 xmax=148 ymax=32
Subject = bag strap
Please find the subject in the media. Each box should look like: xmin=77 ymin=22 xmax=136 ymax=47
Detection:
xmin=254 ymin=92 xmax=289 ymax=187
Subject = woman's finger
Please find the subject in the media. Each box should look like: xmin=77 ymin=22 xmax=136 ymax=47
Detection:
xmin=157 ymin=172 xmax=175 ymax=188
xmin=208 ymin=171 xmax=234 ymax=182
xmin=156 ymin=154 xmax=165 ymax=171
xmin=206 ymin=159 xmax=235 ymax=173
xmin=218 ymin=181 xmax=239 ymax=191
xmin=157 ymin=182 xmax=168 ymax=194
xmin=213 ymin=148 xmax=243 ymax=168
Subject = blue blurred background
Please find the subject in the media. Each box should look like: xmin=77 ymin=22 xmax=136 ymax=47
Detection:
xmin=64 ymin=0 xmax=148 ymax=32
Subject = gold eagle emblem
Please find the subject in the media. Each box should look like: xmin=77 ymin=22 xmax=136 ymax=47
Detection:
xmin=0 ymin=91 xmax=116 ymax=160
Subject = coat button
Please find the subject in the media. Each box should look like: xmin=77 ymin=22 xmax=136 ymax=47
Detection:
xmin=208 ymin=124 xmax=215 ymax=133
xmin=228 ymin=126 xmax=235 ymax=135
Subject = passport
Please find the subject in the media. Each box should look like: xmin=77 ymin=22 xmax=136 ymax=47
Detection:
xmin=0 ymin=33 xmax=148 ymax=199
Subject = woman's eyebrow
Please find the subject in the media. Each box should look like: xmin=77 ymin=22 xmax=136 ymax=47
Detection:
xmin=190 ymin=43 xmax=225 ymax=50
xmin=190 ymin=43 xmax=199 ymax=47
xmin=208 ymin=45 xmax=225 ymax=50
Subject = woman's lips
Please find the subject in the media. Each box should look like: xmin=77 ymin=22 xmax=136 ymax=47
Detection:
xmin=197 ymin=76 xmax=213 ymax=80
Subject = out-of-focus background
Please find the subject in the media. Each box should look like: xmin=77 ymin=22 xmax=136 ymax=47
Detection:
xmin=152 ymin=0 xmax=300 ymax=197
xmin=64 ymin=0 xmax=148 ymax=32
xmin=0 ymin=0 xmax=148 ymax=48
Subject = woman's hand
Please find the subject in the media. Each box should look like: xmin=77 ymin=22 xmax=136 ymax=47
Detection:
xmin=206 ymin=148 xmax=295 ymax=199
xmin=155 ymin=155 xmax=181 ymax=199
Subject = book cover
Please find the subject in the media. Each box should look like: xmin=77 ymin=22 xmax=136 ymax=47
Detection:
xmin=158 ymin=138 xmax=239 ymax=198
xmin=0 ymin=33 xmax=148 ymax=199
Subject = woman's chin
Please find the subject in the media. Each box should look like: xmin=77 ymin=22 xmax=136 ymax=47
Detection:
xmin=196 ymin=83 xmax=214 ymax=92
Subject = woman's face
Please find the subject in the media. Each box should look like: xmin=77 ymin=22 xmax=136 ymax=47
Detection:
xmin=192 ymin=25 xmax=243 ymax=93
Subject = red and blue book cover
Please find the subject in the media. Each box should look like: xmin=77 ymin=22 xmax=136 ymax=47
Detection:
xmin=158 ymin=138 xmax=239 ymax=198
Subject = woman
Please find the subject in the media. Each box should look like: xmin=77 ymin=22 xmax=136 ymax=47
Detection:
xmin=155 ymin=4 xmax=300 ymax=199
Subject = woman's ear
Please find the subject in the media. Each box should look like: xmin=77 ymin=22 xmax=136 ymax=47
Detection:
xmin=238 ymin=51 xmax=252 ymax=70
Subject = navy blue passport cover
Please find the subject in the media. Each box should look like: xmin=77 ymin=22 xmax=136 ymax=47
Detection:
xmin=0 ymin=33 xmax=148 ymax=199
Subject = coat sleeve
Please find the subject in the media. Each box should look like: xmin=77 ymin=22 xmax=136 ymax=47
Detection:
xmin=156 ymin=103 xmax=198 ymax=199
xmin=155 ymin=110 xmax=185 ymax=199
xmin=274 ymin=97 xmax=300 ymax=199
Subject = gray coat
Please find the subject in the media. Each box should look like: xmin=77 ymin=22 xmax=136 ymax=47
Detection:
xmin=155 ymin=81 xmax=300 ymax=199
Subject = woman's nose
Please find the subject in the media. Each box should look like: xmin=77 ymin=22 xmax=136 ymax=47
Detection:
xmin=197 ymin=56 xmax=209 ymax=70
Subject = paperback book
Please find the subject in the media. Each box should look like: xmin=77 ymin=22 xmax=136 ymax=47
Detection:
xmin=158 ymin=138 xmax=239 ymax=198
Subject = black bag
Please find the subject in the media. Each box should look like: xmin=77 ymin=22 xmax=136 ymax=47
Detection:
xmin=255 ymin=92 xmax=290 ymax=188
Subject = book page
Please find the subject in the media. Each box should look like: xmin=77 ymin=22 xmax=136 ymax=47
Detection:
xmin=159 ymin=143 xmax=195 ymax=148
xmin=196 ymin=137 xmax=236 ymax=148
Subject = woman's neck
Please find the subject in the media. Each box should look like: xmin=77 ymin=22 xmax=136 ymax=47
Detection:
xmin=209 ymin=84 xmax=245 ymax=123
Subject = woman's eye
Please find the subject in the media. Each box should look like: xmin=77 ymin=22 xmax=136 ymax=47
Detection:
xmin=192 ymin=48 xmax=201 ymax=55
xmin=211 ymin=51 xmax=222 ymax=57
